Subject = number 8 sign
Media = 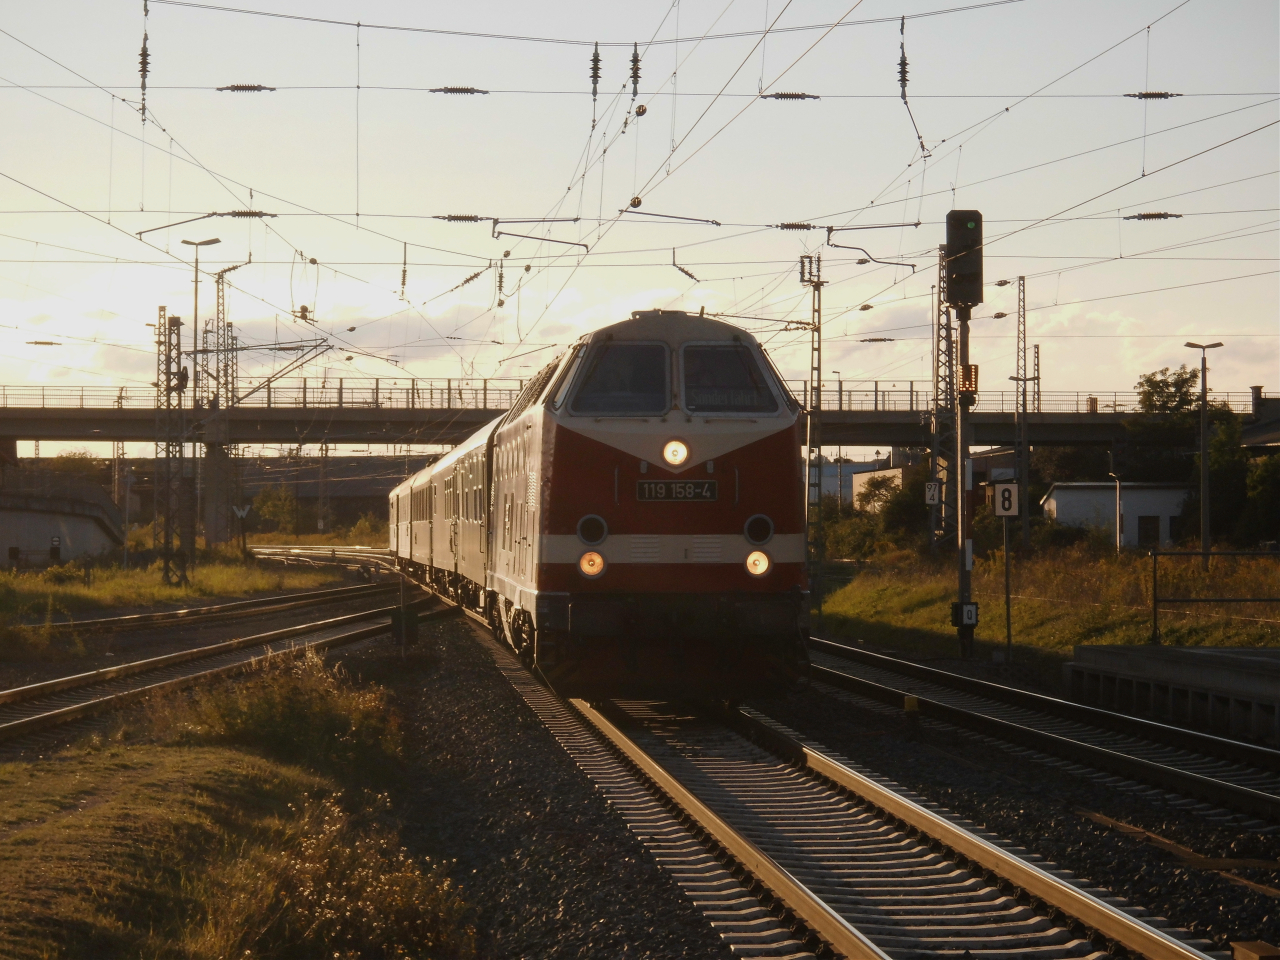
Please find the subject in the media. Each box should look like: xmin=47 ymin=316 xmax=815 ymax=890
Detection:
xmin=994 ymin=482 xmax=1019 ymax=517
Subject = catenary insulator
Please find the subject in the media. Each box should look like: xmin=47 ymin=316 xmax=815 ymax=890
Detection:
xmin=590 ymin=42 xmax=601 ymax=100
xmin=630 ymin=43 xmax=641 ymax=99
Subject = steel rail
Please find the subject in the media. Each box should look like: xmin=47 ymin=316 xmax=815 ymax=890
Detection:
xmin=810 ymin=637 xmax=1280 ymax=772
xmin=35 ymin=581 xmax=399 ymax=635
xmin=571 ymin=696 xmax=1211 ymax=959
xmin=729 ymin=708 xmax=1214 ymax=960
xmin=0 ymin=599 xmax=426 ymax=708
xmin=571 ymin=698 xmax=890 ymax=960
xmin=0 ymin=597 xmax=445 ymax=741
xmin=809 ymin=661 xmax=1280 ymax=823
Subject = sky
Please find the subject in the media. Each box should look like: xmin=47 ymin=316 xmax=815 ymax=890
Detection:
xmin=1 ymin=0 xmax=1277 ymax=458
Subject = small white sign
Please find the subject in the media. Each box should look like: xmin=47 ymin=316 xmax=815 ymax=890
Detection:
xmin=960 ymin=602 xmax=978 ymax=625
xmin=232 ymin=505 xmax=252 ymax=519
xmin=50 ymin=536 xmax=61 ymax=546
xmin=994 ymin=482 xmax=1019 ymax=517
xmin=924 ymin=481 xmax=941 ymax=505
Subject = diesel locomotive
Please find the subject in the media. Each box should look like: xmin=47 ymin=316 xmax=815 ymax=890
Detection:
xmin=390 ymin=309 xmax=809 ymax=697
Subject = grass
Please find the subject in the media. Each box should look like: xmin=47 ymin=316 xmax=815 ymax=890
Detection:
xmin=0 ymin=652 xmax=475 ymax=959
xmin=0 ymin=561 xmax=344 ymax=659
xmin=820 ymin=544 xmax=1280 ymax=692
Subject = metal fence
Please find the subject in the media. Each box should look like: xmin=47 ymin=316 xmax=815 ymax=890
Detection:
xmin=0 ymin=379 xmax=1257 ymax=415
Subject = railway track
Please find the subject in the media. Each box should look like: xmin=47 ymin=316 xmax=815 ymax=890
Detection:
xmin=444 ymin=616 xmax=1220 ymax=959
xmin=34 ymin=580 xmax=400 ymax=636
xmin=808 ymin=639 xmax=1280 ymax=826
xmin=0 ymin=595 xmax=449 ymax=745
xmin=251 ymin=545 xmax=397 ymax=573
xmin=570 ymin=699 xmax=1221 ymax=959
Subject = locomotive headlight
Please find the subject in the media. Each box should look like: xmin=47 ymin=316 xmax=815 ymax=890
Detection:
xmin=662 ymin=439 xmax=688 ymax=466
xmin=578 ymin=551 xmax=606 ymax=578
xmin=745 ymin=550 xmax=771 ymax=577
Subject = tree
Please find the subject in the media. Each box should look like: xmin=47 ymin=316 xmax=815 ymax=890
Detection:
xmin=253 ymin=484 xmax=297 ymax=535
xmin=1180 ymin=415 xmax=1250 ymax=545
xmin=1135 ymin=364 xmax=1199 ymax=414
xmin=855 ymin=474 xmax=899 ymax=512
xmin=1235 ymin=454 xmax=1280 ymax=544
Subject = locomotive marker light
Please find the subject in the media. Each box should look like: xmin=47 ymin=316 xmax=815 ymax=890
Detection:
xmin=579 ymin=551 xmax=606 ymax=577
xmin=745 ymin=551 xmax=771 ymax=577
xmin=577 ymin=514 xmax=608 ymax=545
xmin=663 ymin=439 xmax=689 ymax=466
xmin=744 ymin=514 xmax=774 ymax=545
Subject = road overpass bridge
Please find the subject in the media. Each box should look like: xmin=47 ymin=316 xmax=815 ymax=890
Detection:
xmin=0 ymin=378 xmax=1261 ymax=449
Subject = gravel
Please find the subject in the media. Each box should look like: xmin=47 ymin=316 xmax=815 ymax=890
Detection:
xmin=753 ymin=679 xmax=1280 ymax=952
xmin=340 ymin=617 xmax=736 ymax=960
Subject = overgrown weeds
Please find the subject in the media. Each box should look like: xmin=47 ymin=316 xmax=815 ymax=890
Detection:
xmin=0 ymin=650 xmax=473 ymax=959
xmin=189 ymin=793 xmax=474 ymax=960
xmin=150 ymin=649 xmax=402 ymax=783
xmin=823 ymin=544 xmax=1280 ymax=689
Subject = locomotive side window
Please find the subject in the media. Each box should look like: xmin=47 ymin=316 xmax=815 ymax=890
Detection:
xmin=681 ymin=343 xmax=779 ymax=413
xmin=569 ymin=342 xmax=669 ymax=416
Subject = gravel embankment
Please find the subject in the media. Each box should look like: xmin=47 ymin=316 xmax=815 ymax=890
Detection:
xmin=341 ymin=617 xmax=736 ymax=960
xmin=754 ymin=680 xmax=1280 ymax=952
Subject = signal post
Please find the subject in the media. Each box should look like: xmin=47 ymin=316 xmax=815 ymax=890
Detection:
xmin=945 ymin=211 xmax=983 ymax=658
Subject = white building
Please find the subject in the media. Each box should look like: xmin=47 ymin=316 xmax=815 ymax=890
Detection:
xmin=1040 ymin=482 xmax=1189 ymax=548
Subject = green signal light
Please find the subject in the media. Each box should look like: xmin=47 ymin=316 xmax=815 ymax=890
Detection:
xmin=967 ymin=221 xmax=976 ymax=228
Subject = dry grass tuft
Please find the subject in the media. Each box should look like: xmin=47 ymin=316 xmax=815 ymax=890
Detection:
xmin=150 ymin=649 xmax=403 ymax=782
xmin=190 ymin=793 xmax=475 ymax=959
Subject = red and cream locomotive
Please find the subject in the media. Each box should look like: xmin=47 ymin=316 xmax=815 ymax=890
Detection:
xmin=390 ymin=309 xmax=809 ymax=697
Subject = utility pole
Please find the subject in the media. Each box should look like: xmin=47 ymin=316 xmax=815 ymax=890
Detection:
xmin=180 ymin=237 xmax=219 ymax=567
xmin=1033 ymin=345 xmax=1041 ymax=412
xmin=154 ymin=306 xmax=186 ymax=585
xmin=800 ymin=255 xmax=826 ymax=624
xmin=931 ymin=262 xmax=957 ymax=552
xmin=1016 ymin=276 xmax=1031 ymax=549
xmin=945 ymin=211 xmax=984 ymax=659
xmin=1185 ymin=341 xmax=1223 ymax=570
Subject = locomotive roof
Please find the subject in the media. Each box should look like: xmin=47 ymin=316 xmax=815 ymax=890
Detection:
xmin=584 ymin=309 xmax=760 ymax=345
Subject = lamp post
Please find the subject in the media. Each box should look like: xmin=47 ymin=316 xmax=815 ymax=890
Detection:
xmin=1184 ymin=341 xmax=1223 ymax=571
xmin=1107 ymin=450 xmax=1121 ymax=555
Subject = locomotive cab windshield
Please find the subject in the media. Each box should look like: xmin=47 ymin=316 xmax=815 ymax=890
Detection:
xmin=681 ymin=342 xmax=779 ymax=414
xmin=568 ymin=341 xmax=670 ymax=416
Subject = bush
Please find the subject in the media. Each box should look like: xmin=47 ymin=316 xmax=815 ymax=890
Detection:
xmin=154 ymin=650 xmax=402 ymax=782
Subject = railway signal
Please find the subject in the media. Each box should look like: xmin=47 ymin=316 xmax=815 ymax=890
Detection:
xmin=944 ymin=210 xmax=984 ymax=659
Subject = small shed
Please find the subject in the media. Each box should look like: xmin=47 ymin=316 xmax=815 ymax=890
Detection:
xmin=1040 ymin=482 xmax=1189 ymax=548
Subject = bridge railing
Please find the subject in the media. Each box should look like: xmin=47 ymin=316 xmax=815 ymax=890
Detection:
xmin=0 ymin=379 xmax=1257 ymax=414
xmin=785 ymin=381 xmax=1256 ymax=415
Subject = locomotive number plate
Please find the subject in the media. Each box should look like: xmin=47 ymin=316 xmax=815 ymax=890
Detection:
xmin=636 ymin=480 xmax=718 ymax=501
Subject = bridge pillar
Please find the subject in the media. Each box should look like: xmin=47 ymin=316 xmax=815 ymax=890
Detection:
xmin=203 ymin=444 xmax=233 ymax=546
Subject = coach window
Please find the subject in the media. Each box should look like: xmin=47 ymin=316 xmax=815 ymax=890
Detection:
xmin=569 ymin=342 xmax=669 ymax=416
xmin=681 ymin=343 xmax=779 ymax=414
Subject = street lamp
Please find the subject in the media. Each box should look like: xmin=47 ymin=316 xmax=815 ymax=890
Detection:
xmin=182 ymin=238 xmax=221 ymax=411
xmin=1185 ymin=341 xmax=1223 ymax=570
xmin=1107 ymin=450 xmax=1121 ymax=556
